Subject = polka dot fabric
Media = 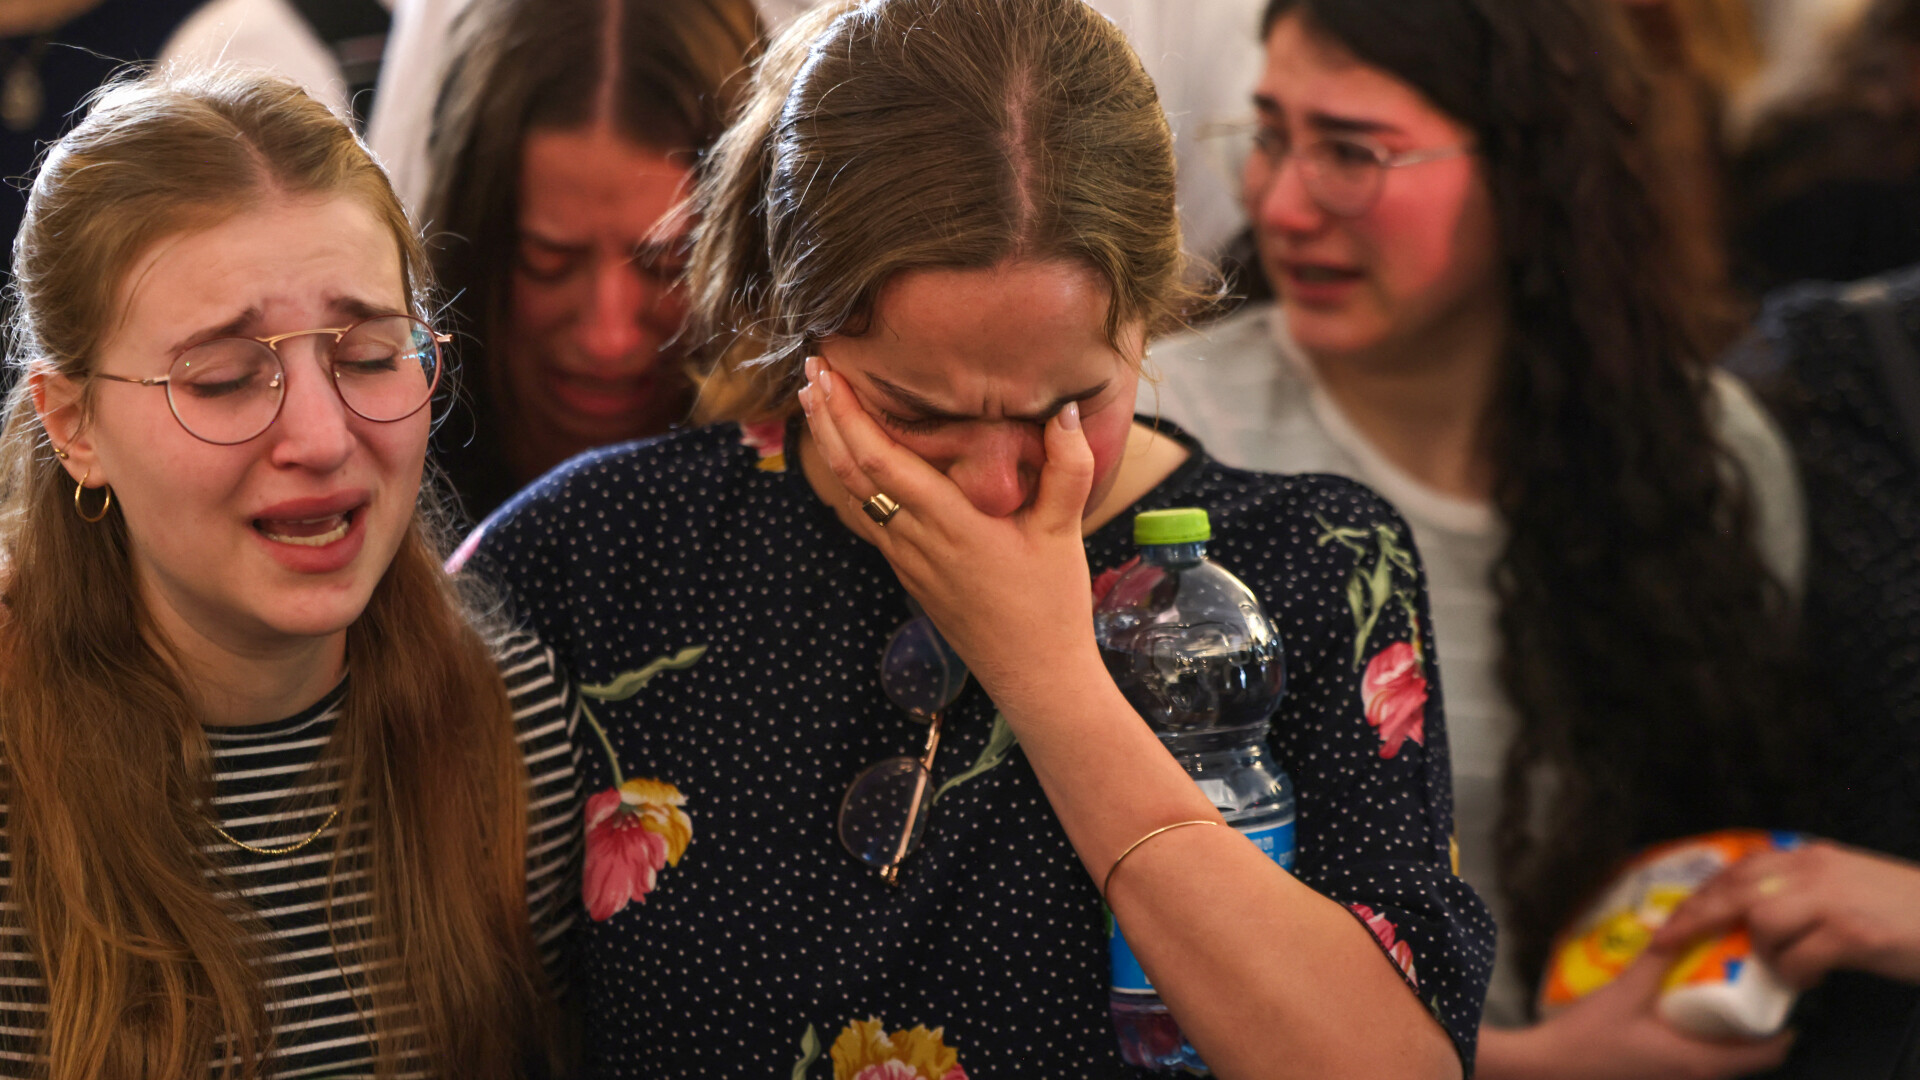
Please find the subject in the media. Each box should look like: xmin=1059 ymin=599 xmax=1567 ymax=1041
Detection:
xmin=463 ymin=418 xmax=1493 ymax=1077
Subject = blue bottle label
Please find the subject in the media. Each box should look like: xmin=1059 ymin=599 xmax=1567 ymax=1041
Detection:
xmin=1109 ymin=817 xmax=1295 ymax=994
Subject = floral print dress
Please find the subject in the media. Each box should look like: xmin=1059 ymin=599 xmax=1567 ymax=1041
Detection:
xmin=458 ymin=418 xmax=1494 ymax=1078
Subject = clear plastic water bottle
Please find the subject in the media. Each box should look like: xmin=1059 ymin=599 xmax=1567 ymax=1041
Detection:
xmin=1093 ymin=507 xmax=1293 ymax=1074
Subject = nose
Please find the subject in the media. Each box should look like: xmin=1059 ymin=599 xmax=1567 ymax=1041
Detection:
xmin=265 ymin=341 xmax=354 ymax=472
xmin=1249 ymin=149 xmax=1327 ymax=238
xmin=575 ymin=258 xmax=649 ymax=367
xmin=943 ymin=424 xmax=1042 ymax=518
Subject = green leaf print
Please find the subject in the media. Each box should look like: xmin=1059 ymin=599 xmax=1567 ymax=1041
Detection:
xmin=930 ymin=713 xmax=1018 ymax=806
xmin=578 ymin=646 xmax=709 ymax=786
xmin=1316 ymin=517 xmax=1424 ymax=670
xmin=793 ymin=1024 xmax=822 ymax=1080
xmin=579 ymin=645 xmax=709 ymax=701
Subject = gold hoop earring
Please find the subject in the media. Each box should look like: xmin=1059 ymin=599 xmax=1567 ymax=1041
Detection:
xmin=74 ymin=470 xmax=112 ymax=523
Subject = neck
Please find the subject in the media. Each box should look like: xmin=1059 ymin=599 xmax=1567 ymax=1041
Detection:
xmin=0 ymin=0 xmax=99 ymax=36
xmin=1300 ymin=300 xmax=1506 ymax=502
xmin=142 ymin=595 xmax=347 ymax=728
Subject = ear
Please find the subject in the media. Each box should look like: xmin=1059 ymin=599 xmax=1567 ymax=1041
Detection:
xmin=29 ymin=368 xmax=101 ymax=486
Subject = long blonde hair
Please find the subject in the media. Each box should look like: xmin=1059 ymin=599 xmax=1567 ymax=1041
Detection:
xmin=687 ymin=0 xmax=1206 ymax=423
xmin=0 ymin=70 xmax=552 ymax=1079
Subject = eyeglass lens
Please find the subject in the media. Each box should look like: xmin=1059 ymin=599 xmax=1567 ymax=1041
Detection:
xmin=166 ymin=315 xmax=441 ymax=444
xmin=837 ymin=616 xmax=971 ymax=876
xmin=1247 ymin=134 xmax=1386 ymax=219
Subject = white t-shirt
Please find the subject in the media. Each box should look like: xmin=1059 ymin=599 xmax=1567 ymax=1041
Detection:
xmin=1147 ymin=303 xmax=1808 ymax=1025
xmin=161 ymin=0 xmax=395 ymax=120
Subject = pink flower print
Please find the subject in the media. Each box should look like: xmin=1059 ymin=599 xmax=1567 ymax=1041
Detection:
xmin=583 ymin=778 xmax=692 ymax=921
xmin=1090 ymin=557 xmax=1165 ymax=611
xmin=850 ymin=1064 xmax=923 ymax=1080
xmin=1348 ymin=903 xmax=1419 ymax=990
xmin=739 ymin=417 xmax=788 ymax=471
xmin=1361 ymin=641 xmax=1428 ymax=759
xmin=1091 ymin=556 xmax=1140 ymax=607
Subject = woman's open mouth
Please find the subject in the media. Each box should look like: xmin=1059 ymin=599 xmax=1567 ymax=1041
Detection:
xmin=254 ymin=510 xmax=353 ymax=547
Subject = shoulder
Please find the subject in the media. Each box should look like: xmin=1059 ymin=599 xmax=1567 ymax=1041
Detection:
xmin=480 ymin=624 xmax=576 ymax=738
xmin=1175 ymin=459 xmax=1423 ymax=579
xmin=1707 ymin=370 xmax=1807 ymax=593
xmin=460 ymin=425 xmax=757 ymax=565
xmin=1149 ymin=304 xmax=1276 ymax=368
xmin=1147 ymin=305 xmax=1281 ymax=401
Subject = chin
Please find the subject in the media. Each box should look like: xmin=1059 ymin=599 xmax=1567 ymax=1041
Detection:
xmin=1280 ymin=303 xmax=1383 ymax=359
xmin=253 ymin=580 xmax=384 ymax=641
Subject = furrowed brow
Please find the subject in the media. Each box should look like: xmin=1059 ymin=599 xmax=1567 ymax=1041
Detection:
xmin=167 ymin=308 xmax=260 ymax=353
xmin=866 ymin=373 xmax=1110 ymax=423
xmin=867 ymin=374 xmax=971 ymax=421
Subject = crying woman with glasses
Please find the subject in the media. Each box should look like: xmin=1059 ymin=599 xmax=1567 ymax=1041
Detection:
xmin=0 ymin=71 xmax=578 ymax=1076
xmin=456 ymin=0 xmax=1492 ymax=1075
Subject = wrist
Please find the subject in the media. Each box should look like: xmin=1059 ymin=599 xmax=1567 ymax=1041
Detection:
xmin=1475 ymin=1023 xmax=1557 ymax=1080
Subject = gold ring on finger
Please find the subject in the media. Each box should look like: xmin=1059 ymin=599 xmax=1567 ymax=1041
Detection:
xmin=862 ymin=492 xmax=902 ymax=527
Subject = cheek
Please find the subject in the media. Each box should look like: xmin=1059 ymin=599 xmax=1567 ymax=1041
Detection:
xmin=508 ymin=275 xmax=578 ymax=351
xmin=1083 ymin=408 xmax=1132 ymax=482
xmin=1367 ymin=175 xmax=1496 ymax=303
xmin=369 ymin=415 xmax=431 ymax=507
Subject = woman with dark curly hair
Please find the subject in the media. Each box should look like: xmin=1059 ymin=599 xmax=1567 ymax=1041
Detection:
xmin=1151 ymin=0 xmax=1810 ymax=1075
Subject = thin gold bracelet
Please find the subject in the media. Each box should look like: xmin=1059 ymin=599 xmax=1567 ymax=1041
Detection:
xmin=1102 ymin=819 xmax=1222 ymax=902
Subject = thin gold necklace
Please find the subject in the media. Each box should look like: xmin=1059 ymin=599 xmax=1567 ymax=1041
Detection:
xmin=209 ymin=804 xmax=341 ymax=856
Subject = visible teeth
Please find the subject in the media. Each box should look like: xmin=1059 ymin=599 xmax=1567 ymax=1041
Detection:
xmin=260 ymin=516 xmax=349 ymax=547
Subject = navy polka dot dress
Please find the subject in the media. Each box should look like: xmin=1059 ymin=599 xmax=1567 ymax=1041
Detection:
xmin=460 ymin=418 xmax=1493 ymax=1078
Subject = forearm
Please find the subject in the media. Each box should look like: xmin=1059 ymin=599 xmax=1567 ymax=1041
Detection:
xmin=995 ymin=648 xmax=1461 ymax=1080
xmin=1473 ymin=1026 xmax=1547 ymax=1079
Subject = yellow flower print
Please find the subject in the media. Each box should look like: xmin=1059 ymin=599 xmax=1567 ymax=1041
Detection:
xmin=827 ymin=1018 xmax=967 ymax=1080
xmin=621 ymin=777 xmax=691 ymax=866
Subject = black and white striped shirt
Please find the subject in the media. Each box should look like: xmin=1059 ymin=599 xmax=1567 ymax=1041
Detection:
xmin=0 ymin=629 xmax=583 ymax=1078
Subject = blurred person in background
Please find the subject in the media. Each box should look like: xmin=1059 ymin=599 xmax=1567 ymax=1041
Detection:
xmin=158 ymin=0 xmax=392 ymax=130
xmin=1148 ymin=0 xmax=1822 ymax=1075
xmin=0 ymin=0 xmax=199 ymax=281
xmin=1616 ymin=0 xmax=1765 ymax=342
xmin=1731 ymin=0 xmax=1920 ymax=295
xmin=1700 ymin=262 xmax=1920 ymax=1077
xmin=419 ymin=0 xmax=761 ymax=520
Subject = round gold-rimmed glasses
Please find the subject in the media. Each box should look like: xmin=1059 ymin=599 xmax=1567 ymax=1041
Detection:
xmin=837 ymin=614 xmax=971 ymax=885
xmin=93 ymin=314 xmax=447 ymax=445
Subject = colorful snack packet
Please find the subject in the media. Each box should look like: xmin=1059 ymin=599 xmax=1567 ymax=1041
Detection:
xmin=1540 ymin=829 xmax=1802 ymax=1038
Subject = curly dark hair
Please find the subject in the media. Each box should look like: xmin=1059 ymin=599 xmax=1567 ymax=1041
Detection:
xmin=1258 ymin=0 xmax=1802 ymax=998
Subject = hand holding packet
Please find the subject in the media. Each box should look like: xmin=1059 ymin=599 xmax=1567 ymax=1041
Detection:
xmin=1540 ymin=829 xmax=1804 ymax=1039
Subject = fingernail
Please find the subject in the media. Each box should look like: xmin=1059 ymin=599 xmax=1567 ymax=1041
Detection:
xmin=1059 ymin=401 xmax=1081 ymax=431
xmin=818 ymin=370 xmax=834 ymax=401
xmin=804 ymin=355 xmax=820 ymax=382
xmin=797 ymin=384 xmax=814 ymax=416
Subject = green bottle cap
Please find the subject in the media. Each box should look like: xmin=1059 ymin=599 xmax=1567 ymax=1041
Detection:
xmin=1133 ymin=507 xmax=1211 ymax=546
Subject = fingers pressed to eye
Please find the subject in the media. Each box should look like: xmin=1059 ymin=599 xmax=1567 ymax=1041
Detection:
xmin=812 ymin=360 xmax=958 ymax=521
xmin=1032 ymin=404 xmax=1097 ymax=532
xmin=801 ymin=364 xmax=872 ymax=502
